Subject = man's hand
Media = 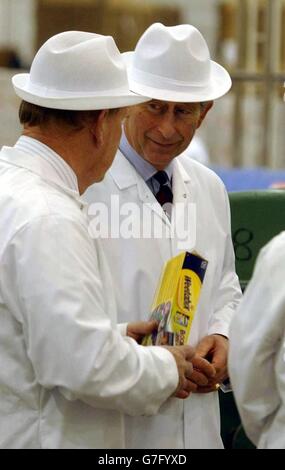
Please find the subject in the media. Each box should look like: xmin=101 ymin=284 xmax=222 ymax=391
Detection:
xmin=127 ymin=320 xmax=158 ymax=343
xmin=187 ymin=354 xmax=216 ymax=391
xmin=163 ymin=345 xmax=196 ymax=399
xmin=194 ymin=334 xmax=229 ymax=393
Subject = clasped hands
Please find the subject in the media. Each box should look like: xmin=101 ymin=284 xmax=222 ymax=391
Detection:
xmin=127 ymin=321 xmax=228 ymax=398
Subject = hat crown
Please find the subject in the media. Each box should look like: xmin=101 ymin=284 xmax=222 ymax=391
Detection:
xmin=30 ymin=31 xmax=128 ymax=94
xmin=12 ymin=30 xmax=150 ymax=110
xmin=133 ymin=23 xmax=211 ymax=86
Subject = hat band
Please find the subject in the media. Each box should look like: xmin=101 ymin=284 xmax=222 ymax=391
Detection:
xmin=129 ymin=66 xmax=210 ymax=92
xmin=27 ymin=79 xmax=131 ymax=98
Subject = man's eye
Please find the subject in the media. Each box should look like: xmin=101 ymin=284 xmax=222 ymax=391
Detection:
xmin=148 ymin=103 xmax=162 ymax=112
xmin=177 ymin=108 xmax=192 ymax=115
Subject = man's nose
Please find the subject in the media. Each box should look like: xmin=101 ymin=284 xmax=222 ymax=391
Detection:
xmin=157 ymin=114 xmax=177 ymax=140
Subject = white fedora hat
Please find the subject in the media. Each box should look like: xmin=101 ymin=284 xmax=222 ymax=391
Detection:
xmin=123 ymin=23 xmax=232 ymax=102
xmin=12 ymin=31 xmax=149 ymax=110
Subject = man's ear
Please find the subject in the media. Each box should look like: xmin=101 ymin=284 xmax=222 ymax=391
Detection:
xmin=196 ymin=101 xmax=214 ymax=129
xmin=90 ymin=109 xmax=108 ymax=147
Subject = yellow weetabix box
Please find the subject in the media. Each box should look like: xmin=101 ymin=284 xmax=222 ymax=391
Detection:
xmin=143 ymin=252 xmax=208 ymax=346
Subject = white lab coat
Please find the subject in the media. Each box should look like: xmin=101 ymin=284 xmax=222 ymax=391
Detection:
xmin=0 ymin=146 xmax=179 ymax=449
xmin=229 ymin=232 xmax=285 ymax=449
xmin=84 ymin=150 xmax=242 ymax=448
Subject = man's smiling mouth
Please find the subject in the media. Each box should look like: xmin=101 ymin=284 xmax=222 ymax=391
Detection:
xmin=148 ymin=137 xmax=180 ymax=147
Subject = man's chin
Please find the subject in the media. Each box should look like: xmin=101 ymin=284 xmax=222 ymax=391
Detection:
xmin=143 ymin=152 xmax=177 ymax=168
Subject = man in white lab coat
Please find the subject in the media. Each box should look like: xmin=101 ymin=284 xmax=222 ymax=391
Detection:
xmin=84 ymin=23 xmax=242 ymax=448
xmin=229 ymin=232 xmax=285 ymax=449
xmin=0 ymin=31 xmax=202 ymax=449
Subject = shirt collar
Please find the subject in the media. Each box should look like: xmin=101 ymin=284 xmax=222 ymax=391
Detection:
xmin=14 ymin=136 xmax=79 ymax=193
xmin=119 ymin=129 xmax=174 ymax=183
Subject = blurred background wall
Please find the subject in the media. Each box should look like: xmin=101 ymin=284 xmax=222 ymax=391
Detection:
xmin=0 ymin=0 xmax=284 ymax=168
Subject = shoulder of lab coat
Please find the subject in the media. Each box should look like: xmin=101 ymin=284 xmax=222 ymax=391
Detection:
xmin=229 ymin=232 xmax=285 ymax=447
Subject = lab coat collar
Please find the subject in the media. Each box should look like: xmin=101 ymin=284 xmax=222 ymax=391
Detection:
xmin=110 ymin=150 xmax=191 ymax=189
xmin=109 ymin=150 xmax=140 ymax=190
xmin=174 ymin=158 xmax=191 ymax=184
xmin=172 ymin=158 xmax=192 ymax=204
xmin=110 ymin=151 xmax=193 ymax=227
xmin=110 ymin=150 xmax=169 ymax=225
xmin=0 ymin=145 xmax=87 ymax=208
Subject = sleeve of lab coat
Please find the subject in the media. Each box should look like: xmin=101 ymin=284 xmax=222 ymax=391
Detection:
xmin=228 ymin=234 xmax=285 ymax=446
xmin=5 ymin=214 xmax=178 ymax=416
xmin=208 ymin=185 xmax=242 ymax=337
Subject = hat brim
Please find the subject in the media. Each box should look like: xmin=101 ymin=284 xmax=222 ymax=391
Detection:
xmin=12 ymin=73 xmax=150 ymax=110
xmin=123 ymin=52 xmax=232 ymax=102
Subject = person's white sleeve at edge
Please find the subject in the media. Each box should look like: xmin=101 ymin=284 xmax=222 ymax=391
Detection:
xmin=228 ymin=233 xmax=285 ymax=446
xmin=2 ymin=215 xmax=178 ymax=417
xmin=117 ymin=323 xmax=128 ymax=336
xmin=208 ymin=185 xmax=242 ymax=338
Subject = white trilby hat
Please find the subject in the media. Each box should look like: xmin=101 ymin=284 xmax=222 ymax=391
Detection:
xmin=12 ymin=31 xmax=149 ymax=110
xmin=123 ymin=23 xmax=232 ymax=102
